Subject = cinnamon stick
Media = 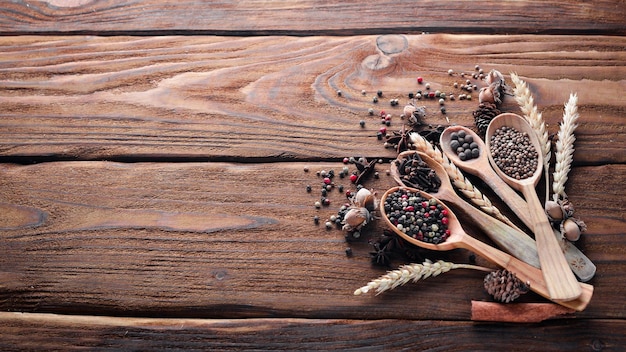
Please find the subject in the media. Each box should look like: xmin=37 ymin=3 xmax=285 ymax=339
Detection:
xmin=471 ymin=300 xmax=575 ymax=323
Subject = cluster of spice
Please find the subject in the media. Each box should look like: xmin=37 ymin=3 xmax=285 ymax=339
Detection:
xmin=393 ymin=152 xmax=441 ymax=192
xmin=383 ymin=188 xmax=450 ymax=244
xmin=449 ymin=130 xmax=480 ymax=161
xmin=489 ymin=126 xmax=539 ymax=180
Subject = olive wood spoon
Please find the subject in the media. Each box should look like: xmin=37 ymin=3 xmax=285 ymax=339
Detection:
xmin=441 ymin=125 xmax=596 ymax=282
xmin=486 ymin=113 xmax=581 ymax=301
xmin=380 ymin=186 xmax=592 ymax=311
xmin=391 ymin=151 xmax=540 ymax=268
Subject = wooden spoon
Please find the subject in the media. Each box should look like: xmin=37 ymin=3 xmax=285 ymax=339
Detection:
xmin=440 ymin=125 xmax=532 ymax=228
xmin=391 ymin=151 xmax=540 ymax=268
xmin=380 ymin=186 xmax=593 ymax=311
xmin=485 ymin=113 xmax=581 ymax=301
xmin=441 ymin=125 xmax=596 ymax=282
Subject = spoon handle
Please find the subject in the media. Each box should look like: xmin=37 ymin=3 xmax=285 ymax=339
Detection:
xmin=521 ymin=183 xmax=582 ymax=301
xmin=446 ymin=190 xmax=540 ymax=268
xmin=460 ymin=233 xmax=593 ymax=311
xmin=463 ymin=163 xmax=596 ymax=282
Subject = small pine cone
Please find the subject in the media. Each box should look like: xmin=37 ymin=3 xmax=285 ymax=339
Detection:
xmin=484 ymin=269 xmax=529 ymax=303
xmin=473 ymin=102 xmax=501 ymax=137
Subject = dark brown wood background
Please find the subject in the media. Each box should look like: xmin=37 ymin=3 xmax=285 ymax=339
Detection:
xmin=0 ymin=1 xmax=625 ymax=350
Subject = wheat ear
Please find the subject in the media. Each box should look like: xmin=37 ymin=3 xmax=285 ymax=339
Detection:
xmin=354 ymin=259 xmax=492 ymax=295
xmin=552 ymin=93 xmax=579 ymax=201
xmin=410 ymin=133 xmax=518 ymax=228
xmin=510 ymin=73 xmax=551 ymax=204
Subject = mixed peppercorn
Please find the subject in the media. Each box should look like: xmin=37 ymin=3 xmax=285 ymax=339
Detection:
xmin=383 ymin=188 xmax=450 ymax=244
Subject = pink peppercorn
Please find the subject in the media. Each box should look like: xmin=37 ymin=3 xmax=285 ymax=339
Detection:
xmin=417 ymin=77 xmax=423 ymax=84
xmin=323 ymin=177 xmax=331 ymax=185
xmin=349 ymin=174 xmax=358 ymax=183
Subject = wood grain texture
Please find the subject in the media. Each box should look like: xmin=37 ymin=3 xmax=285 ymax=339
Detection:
xmin=1 ymin=1 xmax=625 ymax=35
xmin=0 ymin=34 xmax=625 ymax=163
xmin=0 ymin=161 xmax=624 ymax=319
xmin=0 ymin=312 xmax=624 ymax=351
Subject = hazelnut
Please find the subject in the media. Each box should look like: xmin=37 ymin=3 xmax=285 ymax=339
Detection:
xmin=353 ymin=188 xmax=378 ymax=212
xmin=342 ymin=207 xmax=371 ymax=231
xmin=478 ymin=86 xmax=495 ymax=104
xmin=562 ymin=218 xmax=581 ymax=242
xmin=545 ymin=200 xmax=564 ymax=221
xmin=403 ymin=104 xmax=417 ymax=118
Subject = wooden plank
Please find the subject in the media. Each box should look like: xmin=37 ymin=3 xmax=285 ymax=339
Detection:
xmin=0 ymin=312 xmax=624 ymax=351
xmin=0 ymin=161 xmax=623 ymax=319
xmin=1 ymin=1 xmax=625 ymax=35
xmin=1 ymin=34 xmax=625 ymax=163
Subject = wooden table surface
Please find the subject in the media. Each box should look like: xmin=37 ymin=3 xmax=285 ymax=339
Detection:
xmin=1 ymin=1 xmax=625 ymax=350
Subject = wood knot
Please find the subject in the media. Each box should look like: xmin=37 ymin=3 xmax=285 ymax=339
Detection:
xmin=376 ymin=35 xmax=408 ymax=55
xmin=362 ymin=35 xmax=408 ymax=71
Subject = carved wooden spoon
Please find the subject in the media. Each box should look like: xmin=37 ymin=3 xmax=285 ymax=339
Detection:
xmin=380 ymin=186 xmax=592 ymax=311
xmin=441 ymin=125 xmax=596 ymax=282
xmin=486 ymin=113 xmax=581 ymax=301
xmin=391 ymin=151 xmax=540 ymax=268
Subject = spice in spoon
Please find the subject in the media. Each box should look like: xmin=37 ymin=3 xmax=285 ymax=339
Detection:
xmin=489 ymin=126 xmax=539 ymax=180
xmin=449 ymin=129 xmax=480 ymax=161
xmin=383 ymin=188 xmax=450 ymax=244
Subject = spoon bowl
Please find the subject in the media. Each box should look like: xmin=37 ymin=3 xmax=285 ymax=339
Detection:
xmin=441 ymin=125 xmax=596 ymax=282
xmin=485 ymin=113 xmax=544 ymax=191
xmin=440 ymin=125 xmax=485 ymax=170
xmin=486 ymin=113 xmax=581 ymax=301
xmin=379 ymin=186 xmax=592 ymax=311
xmin=441 ymin=125 xmax=533 ymax=231
xmin=391 ymin=150 xmax=540 ymax=267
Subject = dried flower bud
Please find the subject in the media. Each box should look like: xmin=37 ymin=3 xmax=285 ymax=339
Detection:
xmin=545 ymin=200 xmax=564 ymax=221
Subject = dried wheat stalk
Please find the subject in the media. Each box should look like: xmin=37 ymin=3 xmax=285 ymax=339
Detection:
xmin=410 ymin=133 xmax=518 ymax=228
xmin=510 ymin=73 xmax=551 ymax=203
xmin=552 ymin=93 xmax=579 ymax=202
xmin=354 ymin=259 xmax=492 ymax=296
